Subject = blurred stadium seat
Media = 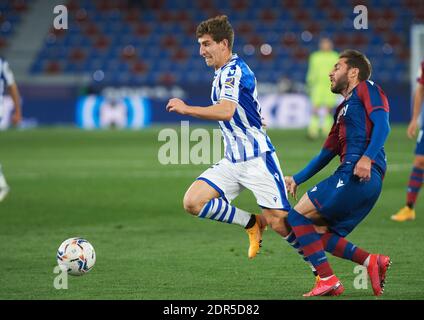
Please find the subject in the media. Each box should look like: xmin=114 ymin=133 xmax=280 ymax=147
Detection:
xmin=4 ymin=0 xmax=418 ymax=85
xmin=0 ymin=0 xmax=31 ymax=50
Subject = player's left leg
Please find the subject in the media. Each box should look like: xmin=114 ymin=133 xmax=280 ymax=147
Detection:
xmin=0 ymin=163 xmax=10 ymax=202
xmin=392 ymin=155 xmax=424 ymax=221
xmin=240 ymin=152 xmax=292 ymax=259
xmin=393 ymin=130 xmax=424 ymax=221
xmin=287 ymin=193 xmax=343 ymax=296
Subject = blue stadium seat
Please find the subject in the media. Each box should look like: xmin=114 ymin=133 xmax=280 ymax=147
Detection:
xmin=26 ymin=0 xmax=419 ymax=85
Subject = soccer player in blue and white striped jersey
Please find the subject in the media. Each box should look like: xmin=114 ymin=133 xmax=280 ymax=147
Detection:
xmin=166 ymin=16 xmax=292 ymax=259
xmin=0 ymin=57 xmax=22 ymax=201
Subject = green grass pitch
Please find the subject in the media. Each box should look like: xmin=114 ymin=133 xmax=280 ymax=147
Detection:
xmin=0 ymin=125 xmax=422 ymax=300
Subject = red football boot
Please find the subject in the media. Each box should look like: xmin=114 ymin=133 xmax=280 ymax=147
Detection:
xmin=313 ymin=276 xmax=345 ymax=296
xmin=303 ymin=276 xmax=343 ymax=297
xmin=367 ymin=254 xmax=392 ymax=296
xmin=378 ymin=255 xmax=392 ymax=288
xmin=326 ymin=282 xmax=345 ymax=296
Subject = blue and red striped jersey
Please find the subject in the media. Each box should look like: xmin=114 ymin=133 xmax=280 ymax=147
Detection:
xmin=323 ymin=80 xmax=390 ymax=173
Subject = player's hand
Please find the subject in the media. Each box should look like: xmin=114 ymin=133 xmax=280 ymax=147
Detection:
xmin=354 ymin=156 xmax=372 ymax=182
xmin=284 ymin=176 xmax=298 ymax=200
xmin=166 ymin=98 xmax=189 ymax=115
xmin=407 ymin=120 xmax=418 ymax=139
xmin=12 ymin=111 xmax=22 ymax=126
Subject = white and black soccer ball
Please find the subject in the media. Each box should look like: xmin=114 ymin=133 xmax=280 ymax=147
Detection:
xmin=56 ymin=238 xmax=96 ymax=276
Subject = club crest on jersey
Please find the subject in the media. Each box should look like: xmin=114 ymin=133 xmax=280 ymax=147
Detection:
xmin=227 ymin=68 xmax=236 ymax=77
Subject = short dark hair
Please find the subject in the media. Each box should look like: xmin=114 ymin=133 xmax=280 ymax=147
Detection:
xmin=339 ymin=49 xmax=372 ymax=81
xmin=196 ymin=15 xmax=234 ymax=51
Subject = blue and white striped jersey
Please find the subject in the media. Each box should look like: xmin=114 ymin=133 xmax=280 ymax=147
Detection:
xmin=0 ymin=57 xmax=15 ymax=118
xmin=211 ymin=54 xmax=275 ymax=162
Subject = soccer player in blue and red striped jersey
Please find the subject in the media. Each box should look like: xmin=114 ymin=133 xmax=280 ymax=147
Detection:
xmin=284 ymin=50 xmax=391 ymax=297
xmin=391 ymin=60 xmax=424 ymax=221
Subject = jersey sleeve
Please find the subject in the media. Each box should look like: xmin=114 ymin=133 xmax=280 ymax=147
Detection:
xmin=2 ymin=60 xmax=15 ymax=86
xmin=356 ymin=80 xmax=390 ymax=116
xmin=417 ymin=61 xmax=424 ymax=85
xmin=219 ymin=65 xmax=241 ymax=104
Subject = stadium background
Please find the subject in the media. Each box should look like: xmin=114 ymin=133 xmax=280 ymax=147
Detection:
xmin=1 ymin=0 xmax=424 ymax=300
xmin=0 ymin=0 xmax=420 ymax=127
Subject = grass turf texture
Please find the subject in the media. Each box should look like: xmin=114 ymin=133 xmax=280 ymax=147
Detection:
xmin=0 ymin=126 xmax=422 ymax=300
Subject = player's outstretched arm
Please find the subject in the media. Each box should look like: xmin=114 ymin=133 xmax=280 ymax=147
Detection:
xmin=407 ymin=83 xmax=424 ymax=139
xmin=166 ymin=98 xmax=236 ymax=121
xmin=292 ymin=148 xmax=336 ymax=185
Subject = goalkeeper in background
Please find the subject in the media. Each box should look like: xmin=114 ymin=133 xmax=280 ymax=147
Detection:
xmin=306 ymin=37 xmax=339 ymax=140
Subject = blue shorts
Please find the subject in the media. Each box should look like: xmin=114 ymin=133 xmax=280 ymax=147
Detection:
xmin=415 ymin=129 xmax=424 ymax=155
xmin=307 ymin=163 xmax=383 ymax=237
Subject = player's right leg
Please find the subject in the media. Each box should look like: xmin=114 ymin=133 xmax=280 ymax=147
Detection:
xmin=184 ymin=179 xmax=253 ymax=226
xmin=307 ymin=107 xmax=320 ymax=140
xmin=183 ymin=179 xmax=220 ymax=216
xmin=184 ymin=160 xmax=261 ymax=258
xmin=322 ymin=106 xmax=334 ymax=136
xmin=307 ymin=91 xmax=321 ymax=140
xmin=321 ymin=93 xmax=337 ymax=137
xmin=0 ymin=163 xmax=10 ymax=202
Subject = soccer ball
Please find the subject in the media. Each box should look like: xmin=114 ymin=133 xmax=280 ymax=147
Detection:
xmin=56 ymin=238 xmax=96 ymax=276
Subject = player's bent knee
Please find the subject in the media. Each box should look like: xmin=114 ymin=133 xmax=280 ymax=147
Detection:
xmin=414 ymin=156 xmax=424 ymax=169
xmin=262 ymin=209 xmax=289 ymax=236
xmin=183 ymin=195 xmax=203 ymax=216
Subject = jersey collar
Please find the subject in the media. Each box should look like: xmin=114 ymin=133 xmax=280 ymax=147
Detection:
xmin=215 ymin=54 xmax=238 ymax=75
